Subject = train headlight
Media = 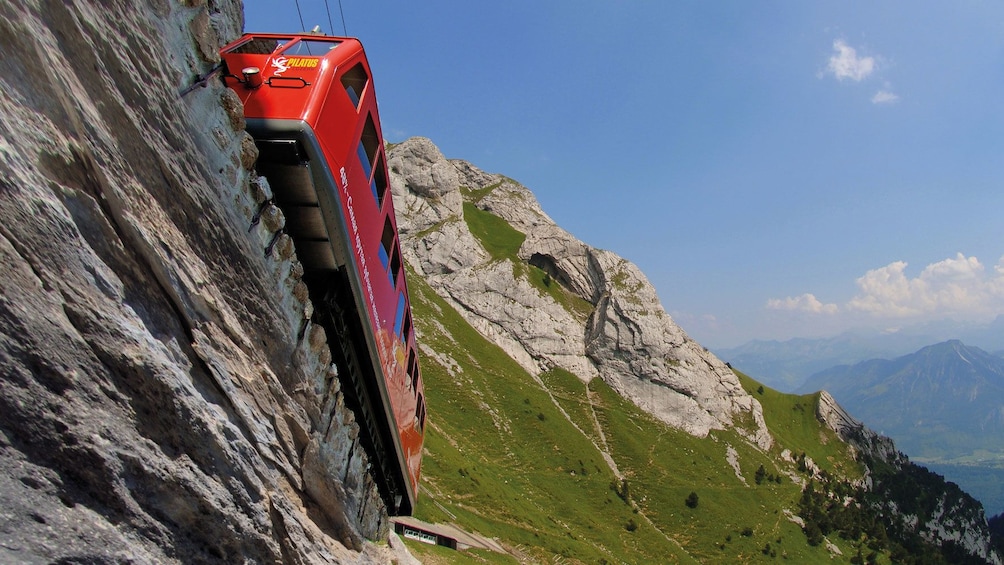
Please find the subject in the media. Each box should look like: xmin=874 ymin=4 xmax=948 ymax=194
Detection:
xmin=242 ymin=67 xmax=263 ymax=89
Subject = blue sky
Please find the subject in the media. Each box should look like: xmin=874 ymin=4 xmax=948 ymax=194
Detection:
xmin=242 ymin=1 xmax=1004 ymax=348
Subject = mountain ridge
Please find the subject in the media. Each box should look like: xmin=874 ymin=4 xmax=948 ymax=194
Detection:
xmin=800 ymin=339 xmax=1004 ymax=519
xmin=717 ymin=320 xmax=1004 ymax=392
xmin=799 ymin=339 xmax=1004 ymax=455
xmin=388 ymin=137 xmax=772 ymax=448
xmin=386 ymin=137 xmax=1002 ymax=563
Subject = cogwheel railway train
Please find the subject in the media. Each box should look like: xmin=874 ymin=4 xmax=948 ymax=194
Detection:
xmin=219 ymin=32 xmax=425 ymax=515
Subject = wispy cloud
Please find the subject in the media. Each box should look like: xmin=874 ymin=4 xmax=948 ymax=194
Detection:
xmin=767 ymin=253 xmax=1004 ymax=322
xmin=822 ymin=39 xmax=899 ymax=104
xmin=871 ymin=90 xmax=899 ymax=104
xmin=826 ymin=39 xmax=875 ymax=82
xmin=766 ymin=293 xmax=838 ymax=314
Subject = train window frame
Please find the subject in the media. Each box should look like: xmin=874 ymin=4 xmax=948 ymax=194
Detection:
xmin=378 ymin=218 xmax=401 ymax=287
xmin=283 ymin=39 xmax=341 ymax=56
xmin=357 ymin=115 xmax=379 ymax=185
xmin=356 ymin=141 xmax=372 ymax=183
xmin=393 ymin=292 xmax=407 ymax=338
xmin=401 ymin=308 xmax=412 ymax=344
xmin=407 ymin=349 xmax=419 ymax=392
xmin=389 ymin=244 xmax=402 ymax=288
xmin=371 ymin=154 xmax=388 ymax=207
xmin=341 ymin=63 xmax=369 ymax=109
xmin=378 ymin=220 xmax=393 ymax=271
xmin=226 ymin=37 xmax=292 ymax=54
xmin=416 ymin=394 xmax=426 ymax=432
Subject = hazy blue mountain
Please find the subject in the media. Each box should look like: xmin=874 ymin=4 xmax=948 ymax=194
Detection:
xmin=798 ymin=340 xmax=1004 ymax=461
xmin=714 ymin=333 xmax=926 ymax=392
xmin=896 ymin=315 xmax=1004 ymax=351
xmin=798 ymin=340 xmax=1004 ymax=517
xmin=717 ymin=319 xmax=1004 ymax=392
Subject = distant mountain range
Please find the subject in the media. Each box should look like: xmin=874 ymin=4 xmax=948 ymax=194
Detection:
xmin=715 ymin=334 xmax=918 ymax=392
xmin=797 ymin=340 xmax=1004 ymax=461
xmin=798 ymin=340 xmax=1004 ymax=517
xmin=716 ymin=318 xmax=1004 ymax=392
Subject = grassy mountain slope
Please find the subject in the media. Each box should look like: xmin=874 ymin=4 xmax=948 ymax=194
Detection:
xmin=404 ymin=265 xmax=872 ymax=563
xmin=394 ymin=167 xmax=998 ymax=563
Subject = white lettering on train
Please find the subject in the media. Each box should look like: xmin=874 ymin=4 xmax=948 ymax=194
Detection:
xmin=340 ymin=166 xmax=386 ymax=361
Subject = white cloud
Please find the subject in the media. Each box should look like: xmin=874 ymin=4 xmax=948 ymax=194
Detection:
xmin=766 ymin=293 xmax=839 ymax=314
xmin=847 ymin=253 xmax=1004 ymax=318
xmin=872 ymin=90 xmax=899 ymax=104
xmin=826 ymin=40 xmax=875 ymax=82
xmin=765 ymin=253 xmax=1004 ymax=325
xmin=846 ymin=260 xmax=925 ymax=316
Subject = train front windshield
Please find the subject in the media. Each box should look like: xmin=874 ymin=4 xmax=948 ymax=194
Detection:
xmin=225 ymin=36 xmax=341 ymax=56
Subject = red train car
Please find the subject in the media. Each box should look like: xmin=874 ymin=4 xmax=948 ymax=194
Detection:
xmin=219 ymin=33 xmax=424 ymax=515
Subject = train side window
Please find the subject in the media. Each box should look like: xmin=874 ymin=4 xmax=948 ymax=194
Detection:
xmin=416 ymin=394 xmax=426 ymax=432
xmin=401 ymin=308 xmax=412 ymax=344
xmin=389 ymin=244 xmax=402 ymax=288
xmin=378 ymin=218 xmax=401 ymax=287
xmin=371 ymin=154 xmax=388 ymax=207
xmin=356 ymin=141 xmax=372 ymax=183
xmin=227 ymin=37 xmax=292 ymax=54
xmin=393 ymin=293 xmax=407 ymax=338
xmin=357 ymin=114 xmax=379 ymax=183
xmin=407 ymin=349 xmax=419 ymax=391
xmin=341 ymin=63 xmax=369 ymax=108
xmin=378 ymin=219 xmax=393 ymax=270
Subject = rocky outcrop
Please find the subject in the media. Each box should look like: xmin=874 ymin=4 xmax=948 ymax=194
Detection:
xmin=816 ymin=390 xmax=900 ymax=465
xmin=389 ymin=137 xmax=771 ymax=448
xmin=816 ymin=392 xmax=1001 ymax=563
xmin=0 ymin=0 xmax=398 ymax=562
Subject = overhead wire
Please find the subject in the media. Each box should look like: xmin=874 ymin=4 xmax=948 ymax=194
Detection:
xmin=295 ymin=0 xmax=347 ymax=36
xmin=338 ymin=0 xmax=348 ymax=35
xmin=323 ymin=0 xmax=335 ymax=36
xmin=294 ymin=0 xmax=306 ymax=32
xmin=324 ymin=0 xmax=346 ymax=36
xmin=295 ymin=0 xmax=347 ymax=37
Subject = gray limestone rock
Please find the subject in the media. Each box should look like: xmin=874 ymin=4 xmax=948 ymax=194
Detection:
xmin=0 ymin=0 xmax=398 ymax=562
xmin=388 ymin=137 xmax=772 ymax=448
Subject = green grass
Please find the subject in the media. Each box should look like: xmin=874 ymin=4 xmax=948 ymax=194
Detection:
xmin=735 ymin=371 xmax=862 ymax=479
xmin=586 ymin=378 xmax=851 ymax=563
xmin=460 ymin=181 xmax=504 ymax=204
xmin=462 ymin=202 xmax=525 ymax=262
xmin=518 ymin=261 xmax=595 ymax=321
xmin=539 ymin=368 xmax=604 ymax=447
xmin=400 ymin=538 xmax=519 ymax=564
xmin=406 ymin=265 xmax=888 ymax=563
xmin=462 ymin=202 xmax=594 ymax=322
xmin=410 ymin=271 xmax=694 ymax=563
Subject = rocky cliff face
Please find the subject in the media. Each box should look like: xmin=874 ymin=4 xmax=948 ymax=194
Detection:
xmin=388 ymin=137 xmax=771 ymax=449
xmin=0 ymin=1 xmax=406 ymax=562
xmin=816 ymin=390 xmax=902 ymax=467
xmin=817 ymin=392 xmax=1001 ymax=564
